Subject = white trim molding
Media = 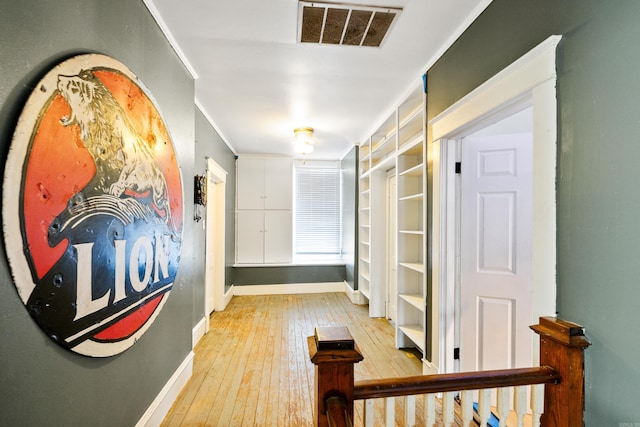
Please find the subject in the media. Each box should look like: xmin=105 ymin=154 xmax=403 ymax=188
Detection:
xmin=428 ymin=35 xmax=561 ymax=374
xmin=142 ymin=1 xmax=198 ymax=80
xmin=192 ymin=318 xmax=207 ymax=349
xmin=136 ymin=351 xmax=194 ymax=427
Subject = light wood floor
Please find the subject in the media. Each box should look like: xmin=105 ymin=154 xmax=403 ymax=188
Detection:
xmin=161 ymin=292 xmax=423 ymax=427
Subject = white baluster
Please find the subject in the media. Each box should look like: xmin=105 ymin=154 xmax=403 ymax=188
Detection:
xmin=404 ymin=395 xmax=416 ymax=427
xmin=460 ymin=390 xmax=474 ymax=427
xmin=384 ymin=396 xmax=395 ymax=427
xmin=442 ymin=391 xmax=456 ymax=426
xmin=496 ymin=387 xmax=510 ymax=427
xmin=363 ymin=398 xmax=374 ymax=427
xmin=424 ymin=394 xmax=436 ymax=427
xmin=514 ymin=385 xmax=528 ymax=427
xmin=477 ymin=389 xmax=491 ymax=427
xmin=530 ymin=384 xmax=544 ymax=427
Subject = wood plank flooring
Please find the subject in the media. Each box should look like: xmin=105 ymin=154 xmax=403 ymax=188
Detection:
xmin=161 ymin=292 xmax=423 ymax=427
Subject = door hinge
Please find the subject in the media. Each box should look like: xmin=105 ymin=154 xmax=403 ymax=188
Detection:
xmin=453 ymin=347 xmax=460 ymax=360
xmin=455 ymin=162 xmax=462 ymax=174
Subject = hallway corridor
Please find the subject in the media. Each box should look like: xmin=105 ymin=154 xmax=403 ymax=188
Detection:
xmin=161 ymin=292 xmax=423 ymax=426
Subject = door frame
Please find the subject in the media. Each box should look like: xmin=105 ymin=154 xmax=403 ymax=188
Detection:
xmin=204 ymin=157 xmax=229 ymax=333
xmin=428 ymin=35 xmax=561 ymax=374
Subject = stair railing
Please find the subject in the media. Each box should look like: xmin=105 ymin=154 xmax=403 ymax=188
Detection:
xmin=307 ymin=316 xmax=590 ymax=427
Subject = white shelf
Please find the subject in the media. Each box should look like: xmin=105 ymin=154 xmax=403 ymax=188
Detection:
xmin=399 ymin=193 xmax=423 ymax=202
xmin=398 ymin=229 xmax=424 ymax=235
xmin=358 ymin=80 xmax=426 ymax=341
xmin=399 ymin=262 xmax=425 ymax=273
xmin=398 ymin=325 xmax=425 ymax=351
xmin=399 ymin=162 xmax=423 ymax=177
xmin=398 ymin=132 xmax=424 ymax=154
xmin=399 ymin=104 xmax=424 ymax=129
xmin=360 ymin=286 xmax=371 ymax=300
xmin=399 ymin=293 xmax=425 ymax=311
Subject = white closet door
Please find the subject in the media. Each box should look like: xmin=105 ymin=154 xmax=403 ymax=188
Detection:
xmin=264 ymin=210 xmax=292 ymax=263
xmin=236 ymin=210 xmax=265 ymax=263
xmin=264 ymin=157 xmax=292 ymax=210
xmin=237 ymin=157 xmax=265 ymax=210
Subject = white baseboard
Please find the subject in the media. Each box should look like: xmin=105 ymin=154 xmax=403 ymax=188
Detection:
xmin=215 ymin=285 xmax=234 ymax=311
xmin=232 ymin=281 xmax=346 ymax=296
xmin=422 ymin=358 xmax=439 ymax=375
xmin=192 ymin=317 xmax=207 ymax=349
xmin=136 ymin=351 xmax=194 ymax=427
xmin=343 ymin=281 xmax=365 ymax=304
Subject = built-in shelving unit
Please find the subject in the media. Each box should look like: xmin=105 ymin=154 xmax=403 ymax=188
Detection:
xmin=357 ymin=81 xmax=426 ymax=352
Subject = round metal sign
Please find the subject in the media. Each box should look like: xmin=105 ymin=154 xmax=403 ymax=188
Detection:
xmin=3 ymin=54 xmax=183 ymax=357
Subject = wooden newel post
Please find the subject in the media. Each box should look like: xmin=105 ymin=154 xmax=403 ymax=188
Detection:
xmin=307 ymin=326 xmax=364 ymax=427
xmin=530 ymin=317 xmax=590 ymax=427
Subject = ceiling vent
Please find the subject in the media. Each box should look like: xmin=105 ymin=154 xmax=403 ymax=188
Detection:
xmin=298 ymin=1 xmax=402 ymax=47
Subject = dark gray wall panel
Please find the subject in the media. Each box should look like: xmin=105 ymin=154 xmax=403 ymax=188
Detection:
xmin=341 ymin=147 xmax=358 ymax=290
xmin=233 ymin=265 xmax=346 ymax=285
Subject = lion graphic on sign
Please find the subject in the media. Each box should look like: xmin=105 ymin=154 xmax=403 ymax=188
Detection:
xmin=56 ymin=69 xmax=173 ymax=228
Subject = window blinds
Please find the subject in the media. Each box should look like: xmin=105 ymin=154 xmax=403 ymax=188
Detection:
xmin=295 ymin=165 xmax=341 ymax=255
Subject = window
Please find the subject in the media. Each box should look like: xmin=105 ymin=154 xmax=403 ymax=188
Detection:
xmin=294 ymin=161 xmax=341 ymax=258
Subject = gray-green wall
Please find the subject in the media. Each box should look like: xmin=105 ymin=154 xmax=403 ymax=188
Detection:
xmin=428 ymin=0 xmax=640 ymax=423
xmin=193 ymin=108 xmax=236 ymax=325
xmin=341 ymin=147 xmax=358 ymax=290
xmin=0 ymin=1 xmax=195 ymax=425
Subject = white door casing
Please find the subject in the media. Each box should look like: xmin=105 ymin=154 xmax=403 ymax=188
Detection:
xmin=428 ymin=35 xmax=560 ymax=374
xmin=459 ymin=131 xmax=533 ymax=372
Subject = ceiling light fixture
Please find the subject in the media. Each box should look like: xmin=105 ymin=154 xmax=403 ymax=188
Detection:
xmin=293 ymin=127 xmax=315 ymax=155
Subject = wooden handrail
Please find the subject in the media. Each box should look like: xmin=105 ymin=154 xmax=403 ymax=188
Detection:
xmin=308 ymin=317 xmax=590 ymax=427
xmin=354 ymin=365 xmax=559 ymax=400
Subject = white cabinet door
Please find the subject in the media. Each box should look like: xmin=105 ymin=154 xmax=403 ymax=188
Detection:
xmin=264 ymin=210 xmax=292 ymax=263
xmin=236 ymin=210 xmax=264 ymax=264
xmin=237 ymin=156 xmax=292 ymax=210
xmin=237 ymin=157 xmax=265 ymax=210
xmin=264 ymin=157 xmax=292 ymax=209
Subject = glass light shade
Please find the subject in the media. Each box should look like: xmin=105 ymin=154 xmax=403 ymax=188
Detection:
xmin=293 ymin=127 xmax=314 ymax=155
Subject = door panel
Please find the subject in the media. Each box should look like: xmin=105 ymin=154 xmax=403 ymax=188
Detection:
xmin=478 ymin=192 xmax=515 ymax=273
xmin=460 ymin=132 xmax=533 ymax=372
xmin=265 ymin=210 xmax=292 ymax=263
xmin=237 ymin=210 xmax=264 ymax=263
xmin=237 ymin=157 xmax=265 ymax=210
xmin=265 ymin=158 xmax=292 ymax=209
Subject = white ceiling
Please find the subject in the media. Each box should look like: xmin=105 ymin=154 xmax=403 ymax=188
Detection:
xmin=145 ymin=0 xmax=492 ymax=160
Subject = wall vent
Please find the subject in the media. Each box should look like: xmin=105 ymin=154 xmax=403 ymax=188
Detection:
xmin=298 ymin=1 xmax=402 ymax=47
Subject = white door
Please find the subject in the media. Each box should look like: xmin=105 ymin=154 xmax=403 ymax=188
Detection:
xmin=205 ymin=176 xmax=216 ymax=316
xmin=237 ymin=157 xmax=265 ymax=210
xmin=237 ymin=210 xmax=265 ymax=263
xmin=264 ymin=210 xmax=292 ymax=263
xmin=386 ymin=170 xmax=397 ymax=321
xmin=264 ymin=158 xmax=293 ymax=210
xmin=459 ymin=132 xmax=533 ymax=372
